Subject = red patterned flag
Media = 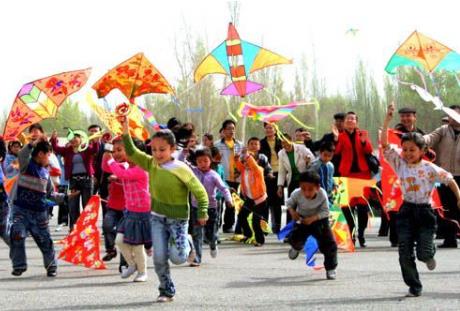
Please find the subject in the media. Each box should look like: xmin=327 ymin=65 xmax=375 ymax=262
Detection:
xmin=59 ymin=195 xmax=106 ymax=269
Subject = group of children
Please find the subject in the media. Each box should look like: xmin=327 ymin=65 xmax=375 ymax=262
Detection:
xmin=0 ymin=105 xmax=459 ymax=301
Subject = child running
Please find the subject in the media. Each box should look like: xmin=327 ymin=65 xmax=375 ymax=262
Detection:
xmin=105 ymin=138 xmax=152 ymax=283
xmin=382 ymin=104 xmax=460 ymax=297
xmin=189 ymin=148 xmax=233 ymax=266
xmin=120 ymin=117 xmax=208 ymax=303
xmin=286 ymin=171 xmax=338 ymax=280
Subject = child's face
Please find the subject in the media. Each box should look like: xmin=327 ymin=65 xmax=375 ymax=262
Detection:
xmin=202 ymin=136 xmax=212 ymax=147
xmin=281 ymin=139 xmax=293 ymax=151
xmin=112 ymin=142 xmax=127 ymax=162
xmin=299 ymin=182 xmax=319 ymax=200
xmin=151 ymin=137 xmax=175 ymax=164
xmin=36 ymin=151 xmax=51 ymax=167
xmin=29 ymin=128 xmax=43 ymax=142
xmin=10 ymin=144 xmax=21 ymax=156
xmin=320 ymin=150 xmax=334 ymax=163
xmin=196 ymin=155 xmax=211 ymax=171
xmin=295 ymin=131 xmax=305 ymax=142
xmin=248 ymin=140 xmax=260 ymax=153
xmin=401 ymin=140 xmax=424 ymax=164
xmin=187 ymin=136 xmax=197 ymax=149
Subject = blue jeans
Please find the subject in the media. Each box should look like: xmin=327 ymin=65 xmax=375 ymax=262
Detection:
xmin=151 ymin=214 xmax=191 ymax=298
xmin=190 ymin=207 xmax=218 ymax=263
xmin=0 ymin=200 xmax=10 ymax=245
xmin=9 ymin=206 xmax=56 ymax=270
xmin=103 ymin=208 xmax=124 ymax=252
xmin=396 ymin=202 xmax=437 ymax=295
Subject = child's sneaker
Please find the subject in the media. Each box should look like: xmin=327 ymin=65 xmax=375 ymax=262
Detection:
xmin=11 ymin=268 xmax=26 ymax=277
xmin=102 ymin=250 xmax=117 ymax=262
xmin=326 ymin=270 xmax=336 ymax=280
xmin=189 ymin=262 xmax=200 ymax=267
xmin=210 ymin=246 xmax=218 ymax=258
xmin=186 ymin=235 xmax=196 ymax=264
xmin=405 ymin=289 xmax=421 ymax=297
xmin=288 ymin=248 xmax=300 ymax=260
xmin=156 ymin=295 xmax=174 ymax=303
xmin=426 ymin=258 xmax=436 ymax=271
xmin=47 ymin=267 xmax=57 ymax=277
xmin=133 ymin=272 xmax=148 ymax=282
xmin=121 ymin=265 xmax=137 ymax=279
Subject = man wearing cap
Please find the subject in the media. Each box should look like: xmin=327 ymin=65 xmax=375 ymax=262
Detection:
xmin=394 ymin=107 xmax=425 ymax=134
xmin=424 ymin=105 xmax=460 ymax=248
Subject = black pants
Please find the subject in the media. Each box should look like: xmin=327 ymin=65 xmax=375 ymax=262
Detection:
xmin=266 ymin=172 xmax=283 ymax=233
xmin=396 ymin=202 xmax=436 ymax=295
xmin=388 ymin=211 xmax=398 ymax=245
xmin=285 ymin=180 xmax=300 ymax=225
xmin=223 ymin=181 xmax=239 ymax=231
xmin=436 ymin=176 xmax=460 ymax=246
xmin=289 ymin=218 xmax=338 ymax=271
xmin=57 ymin=185 xmax=69 ymax=225
xmin=342 ymin=204 xmax=369 ymax=239
xmin=238 ymin=198 xmax=267 ymax=244
xmin=68 ymin=175 xmax=93 ymax=230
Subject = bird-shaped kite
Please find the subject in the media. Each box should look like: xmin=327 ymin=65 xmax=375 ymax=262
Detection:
xmin=3 ymin=68 xmax=91 ymax=141
xmin=194 ymin=23 xmax=292 ymax=98
xmin=385 ymin=31 xmax=460 ymax=74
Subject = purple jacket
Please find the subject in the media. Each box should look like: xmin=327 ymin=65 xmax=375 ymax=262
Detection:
xmin=50 ymin=138 xmax=99 ymax=181
xmin=191 ymin=167 xmax=232 ymax=208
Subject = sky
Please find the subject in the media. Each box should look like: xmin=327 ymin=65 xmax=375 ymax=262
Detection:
xmin=0 ymin=0 xmax=459 ymax=114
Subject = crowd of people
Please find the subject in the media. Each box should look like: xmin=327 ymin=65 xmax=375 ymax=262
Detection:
xmin=0 ymin=104 xmax=460 ymax=301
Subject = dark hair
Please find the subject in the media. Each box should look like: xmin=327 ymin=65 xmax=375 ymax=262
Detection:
xmin=152 ymin=129 xmax=176 ymax=147
xmin=87 ymin=124 xmax=101 ymax=131
xmin=112 ymin=136 xmax=123 ymax=145
xmin=8 ymin=140 xmax=22 ymax=152
xmin=401 ymin=132 xmax=427 ymax=151
xmin=282 ymin=133 xmax=292 ymax=141
xmin=195 ymin=148 xmax=212 ymax=161
xmin=333 ymin=112 xmax=345 ymax=120
xmin=299 ymin=171 xmax=321 ymax=185
xmin=222 ymin=119 xmax=236 ymax=130
xmin=295 ymin=128 xmax=306 ymax=133
xmin=203 ymin=133 xmax=214 ymax=141
xmin=32 ymin=140 xmax=52 ymax=158
xmin=28 ymin=124 xmax=44 ymax=134
xmin=346 ymin=111 xmax=358 ymax=121
xmin=132 ymin=138 xmax=146 ymax=152
xmin=319 ymin=141 xmax=335 ymax=153
xmin=247 ymin=137 xmax=260 ymax=144
xmin=210 ymin=146 xmax=221 ymax=159
xmin=263 ymin=122 xmax=274 ymax=128
xmin=449 ymin=105 xmax=460 ymax=111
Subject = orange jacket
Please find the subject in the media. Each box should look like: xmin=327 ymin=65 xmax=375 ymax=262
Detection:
xmin=236 ymin=155 xmax=267 ymax=204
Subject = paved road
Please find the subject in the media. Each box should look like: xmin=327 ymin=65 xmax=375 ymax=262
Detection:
xmin=1 ymin=217 xmax=459 ymax=310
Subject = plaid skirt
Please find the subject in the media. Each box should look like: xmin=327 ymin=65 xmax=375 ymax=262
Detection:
xmin=118 ymin=211 xmax=152 ymax=246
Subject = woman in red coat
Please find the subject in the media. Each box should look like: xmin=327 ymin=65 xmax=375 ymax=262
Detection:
xmin=334 ymin=112 xmax=374 ymax=247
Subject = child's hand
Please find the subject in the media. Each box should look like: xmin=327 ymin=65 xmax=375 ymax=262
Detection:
xmin=104 ymin=152 xmax=113 ymax=160
xmin=108 ymin=174 xmax=118 ymax=182
xmin=331 ymin=124 xmax=339 ymax=140
xmin=197 ymin=218 xmax=208 ymax=226
xmin=277 ymin=186 xmax=284 ymax=198
xmin=385 ymin=103 xmax=395 ymax=122
xmin=302 ymin=215 xmax=318 ymax=225
xmin=290 ymin=210 xmax=301 ymax=222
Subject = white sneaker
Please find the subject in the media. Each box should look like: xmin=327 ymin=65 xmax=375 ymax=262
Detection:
xmin=326 ymin=270 xmax=337 ymax=280
xmin=121 ymin=266 xmax=137 ymax=279
xmin=186 ymin=235 xmax=196 ymax=264
xmin=133 ymin=272 xmax=148 ymax=282
xmin=55 ymin=224 xmax=63 ymax=232
xmin=210 ymin=246 xmax=218 ymax=258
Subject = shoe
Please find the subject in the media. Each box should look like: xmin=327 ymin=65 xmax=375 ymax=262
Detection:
xmin=405 ymin=289 xmax=421 ymax=297
xmin=283 ymin=237 xmax=289 ymax=244
xmin=189 ymin=262 xmax=200 ymax=267
xmin=55 ymin=224 xmax=63 ymax=232
xmin=288 ymin=248 xmax=300 ymax=260
xmin=102 ymin=250 xmax=117 ymax=262
xmin=186 ymin=235 xmax=196 ymax=264
xmin=223 ymin=228 xmax=234 ymax=234
xmin=47 ymin=267 xmax=57 ymax=277
xmin=254 ymin=242 xmax=263 ymax=247
xmin=156 ymin=295 xmax=174 ymax=303
xmin=133 ymin=272 xmax=148 ymax=282
xmin=119 ymin=265 xmax=127 ymax=274
xmin=426 ymin=258 xmax=436 ymax=271
xmin=326 ymin=270 xmax=336 ymax=280
xmin=358 ymin=237 xmax=366 ymax=248
xmin=121 ymin=266 xmax=137 ymax=279
xmin=210 ymin=246 xmax=218 ymax=258
xmin=11 ymin=268 xmax=26 ymax=276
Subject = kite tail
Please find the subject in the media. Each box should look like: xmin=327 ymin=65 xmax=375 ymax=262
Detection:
xmin=288 ymin=113 xmax=314 ymax=130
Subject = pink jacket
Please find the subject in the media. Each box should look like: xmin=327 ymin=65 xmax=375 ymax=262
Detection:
xmin=107 ymin=158 xmax=151 ymax=213
xmin=101 ymin=155 xmax=125 ymax=211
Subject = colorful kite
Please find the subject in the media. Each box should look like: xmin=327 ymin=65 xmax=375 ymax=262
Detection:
xmin=92 ymin=52 xmax=174 ymax=132
xmin=385 ymin=31 xmax=460 ymax=74
xmin=333 ymin=177 xmax=377 ymax=207
xmin=3 ymin=68 xmax=91 ymax=141
xmin=194 ymin=23 xmax=292 ymax=97
xmin=59 ymin=195 xmax=106 ymax=270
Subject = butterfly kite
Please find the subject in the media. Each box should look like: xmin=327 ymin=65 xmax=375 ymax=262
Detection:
xmin=194 ymin=23 xmax=292 ymax=98
xmin=3 ymin=68 xmax=91 ymax=141
xmin=92 ymin=52 xmax=175 ymax=131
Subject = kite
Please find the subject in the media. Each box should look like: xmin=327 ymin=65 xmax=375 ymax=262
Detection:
xmin=333 ymin=177 xmax=377 ymax=207
xmin=59 ymin=195 xmax=106 ymax=270
xmin=329 ymin=189 xmax=356 ymax=252
xmin=3 ymin=68 xmax=91 ymax=141
xmin=92 ymin=52 xmax=174 ymax=132
xmin=237 ymin=101 xmax=315 ymax=130
xmin=385 ymin=31 xmax=460 ymax=75
xmin=194 ymin=23 xmax=292 ymax=97
xmin=345 ymin=28 xmax=359 ymax=36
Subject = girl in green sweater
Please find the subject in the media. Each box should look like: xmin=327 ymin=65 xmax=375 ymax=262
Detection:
xmin=120 ymin=118 xmax=208 ymax=303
